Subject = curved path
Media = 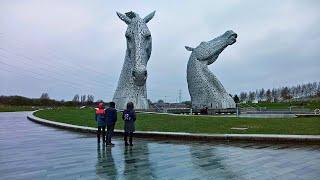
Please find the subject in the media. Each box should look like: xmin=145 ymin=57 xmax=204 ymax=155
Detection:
xmin=1 ymin=112 xmax=320 ymax=179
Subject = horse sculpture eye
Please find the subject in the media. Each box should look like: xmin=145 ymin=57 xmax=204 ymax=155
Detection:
xmin=145 ymin=34 xmax=151 ymax=40
xmin=146 ymin=47 xmax=151 ymax=56
xmin=126 ymin=35 xmax=131 ymax=41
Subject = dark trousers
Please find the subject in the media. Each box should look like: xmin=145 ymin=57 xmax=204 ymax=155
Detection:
xmin=106 ymin=124 xmax=115 ymax=144
xmin=124 ymin=132 xmax=133 ymax=145
xmin=97 ymin=126 xmax=106 ymax=143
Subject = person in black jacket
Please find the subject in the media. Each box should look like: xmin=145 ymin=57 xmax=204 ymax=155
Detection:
xmin=105 ymin=102 xmax=117 ymax=146
xmin=122 ymin=102 xmax=136 ymax=146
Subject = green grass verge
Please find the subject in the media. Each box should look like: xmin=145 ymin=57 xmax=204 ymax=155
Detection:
xmin=241 ymin=101 xmax=320 ymax=110
xmin=0 ymin=105 xmax=38 ymax=112
xmin=34 ymin=107 xmax=320 ymax=135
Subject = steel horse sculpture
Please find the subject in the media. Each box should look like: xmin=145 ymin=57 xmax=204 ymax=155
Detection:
xmin=185 ymin=30 xmax=237 ymax=109
xmin=113 ymin=11 xmax=155 ymax=110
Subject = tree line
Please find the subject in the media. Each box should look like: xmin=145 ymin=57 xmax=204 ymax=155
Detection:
xmin=2 ymin=82 xmax=319 ymax=106
xmin=236 ymin=81 xmax=320 ymax=103
xmin=0 ymin=93 xmax=96 ymax=106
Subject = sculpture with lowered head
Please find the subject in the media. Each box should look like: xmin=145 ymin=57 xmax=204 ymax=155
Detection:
xmin=185 ymin=30 xmax=237 ymax=109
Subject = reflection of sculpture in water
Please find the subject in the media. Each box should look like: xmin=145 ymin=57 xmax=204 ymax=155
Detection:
xmin=186 ymin=30 xmax=237 ymax=109
xmin=95 ymin=144 xmax=117 ymax=178
xmin=113 ymin=11 xmax=156 ymax=110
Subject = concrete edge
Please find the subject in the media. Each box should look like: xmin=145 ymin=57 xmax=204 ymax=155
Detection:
xmin=27 ymin=111 xmax=320 ymax=143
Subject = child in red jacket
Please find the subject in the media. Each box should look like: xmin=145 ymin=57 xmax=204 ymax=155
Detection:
xmin=95 ymin=103 xmax=106 ymax=143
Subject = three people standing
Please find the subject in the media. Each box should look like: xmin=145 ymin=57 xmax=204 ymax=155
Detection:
xmin=95 ymin=101 xmax=136 ymax=147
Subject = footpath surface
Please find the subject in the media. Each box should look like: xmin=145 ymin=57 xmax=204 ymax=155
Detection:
xmin=0 ymin=111 xmax=319 ymax=179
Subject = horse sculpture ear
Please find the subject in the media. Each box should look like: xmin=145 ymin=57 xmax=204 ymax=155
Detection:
xmin=144 ymin=11 xmax=156 ymax=23
xmin=185 ymin=46 xmax=194 ymax=51
xmin=116 ymin=12 xmax=131 ymax=25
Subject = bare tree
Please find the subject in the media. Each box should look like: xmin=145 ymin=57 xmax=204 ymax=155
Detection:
xmin=72 ymin=94 xmax=80 ymax=102
xmin=281 ymin=87 xmax=291 ymax=100
xmin=87 ymin=95 xmax=94 ymax=104
xmin=255 ymin=89 xmax=259 ymax=101
xmin=317 ymin=82 xmax=320 ymax=97
xmin=312 ymin=82 xmax=318 ymax=96
xmin=80 ymin=95 xmax=86 ymax=104
xmin=40 ymin=93 xmax=50 ymax=100
xmin=248 ymin=91 xmax=256 ymax=102
xmin=266 ymin=89 xmax=272 ymax=102
xmin=259 ymin=88 xmax=265 ymax=101
xmin=240 ymin=92 xmax=247 ymax=102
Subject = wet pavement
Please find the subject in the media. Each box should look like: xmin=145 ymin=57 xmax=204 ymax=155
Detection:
xmin=0 ymin=112 xmax=319 ymax=180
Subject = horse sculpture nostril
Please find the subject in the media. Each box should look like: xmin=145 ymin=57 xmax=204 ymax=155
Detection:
xmin=144 ymin=70 xmax=148 ymax=76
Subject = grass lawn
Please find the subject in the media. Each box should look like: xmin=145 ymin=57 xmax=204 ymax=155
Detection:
xmin=0 ymin=105 xmax=38 ymax=112
xmin=34 ymin=107 xmax=320 ymax=135
xmin=241 ymin=101 xmax=320 ymax=110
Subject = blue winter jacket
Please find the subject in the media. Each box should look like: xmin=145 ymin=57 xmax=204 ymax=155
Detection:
xmin=105 ymin=107 xmax=117 ymax=126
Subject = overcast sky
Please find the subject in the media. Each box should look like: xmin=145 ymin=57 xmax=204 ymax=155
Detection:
xmin=1 ymin=0 xmax=319 ymax=102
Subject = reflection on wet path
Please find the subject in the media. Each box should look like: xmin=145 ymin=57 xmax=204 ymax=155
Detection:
xmin=1 ymin=112 xmax=319 ymax=179
xmin=96 ymin=144 xmax=117 ymax=179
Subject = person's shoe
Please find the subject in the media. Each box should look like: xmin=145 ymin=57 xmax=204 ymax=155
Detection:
xmin=129 ymin=143 xmax=133 ymax=146
xmin=109 ymin=143 xmax=115 ymax=146
xmin=125 ymin=142 xmax=129 ymax=146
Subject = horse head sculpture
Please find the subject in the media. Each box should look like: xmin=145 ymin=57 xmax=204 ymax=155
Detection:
xmin=186 ymin=30 xmax=237 ymax=109
xmin=113 ymin=11 xmax=155 ymax=109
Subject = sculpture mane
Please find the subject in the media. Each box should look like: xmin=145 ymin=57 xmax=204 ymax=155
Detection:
xmin=113 ymin=11 xmax=155 ymax=110
xmin=186 ymin=30 xmax=237 ymax=109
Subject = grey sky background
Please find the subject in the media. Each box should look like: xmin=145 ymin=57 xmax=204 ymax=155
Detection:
xmin=1 ymin=0 xmax=319 ymax=102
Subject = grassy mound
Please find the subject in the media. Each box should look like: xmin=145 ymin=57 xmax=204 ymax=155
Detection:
xmin=34 ymin=107 xmax=320 ymax=135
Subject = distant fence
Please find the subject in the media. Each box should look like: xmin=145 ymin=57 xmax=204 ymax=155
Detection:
xmin=240 ymin=108 xmax=313 ymax=114
xmin=165 ymin=108 xmax=237 ymax=115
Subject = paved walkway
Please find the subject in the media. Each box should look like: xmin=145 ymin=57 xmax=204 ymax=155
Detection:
xmin=0 ymin=112 xmax=319 ymax=180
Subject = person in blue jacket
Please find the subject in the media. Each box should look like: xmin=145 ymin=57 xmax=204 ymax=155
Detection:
xmin=122 ymin=102 xmax=136 ymax=146
xmin=95 ymin=102 xmax=106 ymax=143
xmin=105 ymin=102 xmax=117 ymax=146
